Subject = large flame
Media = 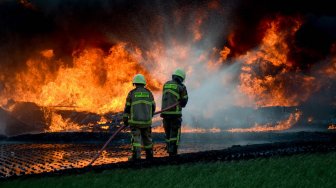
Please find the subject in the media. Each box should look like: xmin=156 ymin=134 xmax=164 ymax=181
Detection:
xmin=47 ymin=111 xmax=81 ymax=132
xmin=0 ymin=43 xmax=164 ymax=132
xmin=2 ymin=43 xmax=161 ymax=114
xmin=237 ymin=16 xmax=319 ymax=107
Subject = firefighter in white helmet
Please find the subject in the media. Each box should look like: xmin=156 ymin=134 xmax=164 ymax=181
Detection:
xmin=160 ymin=68 xmax=188 ymax=156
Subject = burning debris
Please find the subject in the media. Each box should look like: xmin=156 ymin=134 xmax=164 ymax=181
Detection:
xmin=0 ymin=0 xmax=335 ymax=134
xmin=0 ymin=100 xmax=127 ymax=136
xmin=328 ymin=124 xmax=336 ymax=130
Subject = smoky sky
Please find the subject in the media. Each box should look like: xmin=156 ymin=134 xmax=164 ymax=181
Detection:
xmin=0 ymin=0 xmax=336 ymax=73
xmin=0 ymin=0 xmax=218 ymax=65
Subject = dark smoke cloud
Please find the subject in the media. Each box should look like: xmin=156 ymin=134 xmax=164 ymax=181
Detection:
xmin=0 ymin=0 xmax=227 ymax=71
xmin=0 ymin=1 xmax=54 ymax=70
xmin=1 ymin=0 xmax=335 ymax=69
xmin=293 ymin=16 xmax=336 ymax=69
xmin=0 ymin=0 xmax=185 ymax=88
xmin=0 ymin=0 xmax=335 ymax=97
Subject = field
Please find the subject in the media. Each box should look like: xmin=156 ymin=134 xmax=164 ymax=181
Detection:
xmin=1 ymin=152 xmax=336 ymax=188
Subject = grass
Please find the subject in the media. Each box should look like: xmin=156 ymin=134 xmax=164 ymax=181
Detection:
xmin=1 ymin=152 xmax=336 ymax=188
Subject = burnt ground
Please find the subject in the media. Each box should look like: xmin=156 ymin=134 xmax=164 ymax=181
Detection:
xmin=0 ymin=131 xmax=336 ymax=181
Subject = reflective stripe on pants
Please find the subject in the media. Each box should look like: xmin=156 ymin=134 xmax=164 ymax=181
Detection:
xmin=130 ymin=126 xmax=153 ymax=150
xmin=163 ymin=118 xmax=182 ymax=146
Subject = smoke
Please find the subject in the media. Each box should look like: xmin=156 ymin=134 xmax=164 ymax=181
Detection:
xmin=171 ymin=0 xmax=336 ymax=129
xmin=183 ymin=62 xmax=245 ymax=128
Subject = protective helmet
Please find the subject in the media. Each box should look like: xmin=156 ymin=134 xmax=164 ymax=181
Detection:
xmin=132 ymin=74 xmax=146 ymax=85
xmin=172 ymin=68 xmax=186 ymax=81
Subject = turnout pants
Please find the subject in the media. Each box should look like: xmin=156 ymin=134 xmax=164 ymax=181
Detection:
xmin=163 ymin=118 xmax=182 ymax=155
xmin=130 ymin=126 xmax=153 ymax=159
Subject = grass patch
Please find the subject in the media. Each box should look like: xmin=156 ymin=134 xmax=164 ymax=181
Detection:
xmin=1 ymin=153 xmax=336 ymax=188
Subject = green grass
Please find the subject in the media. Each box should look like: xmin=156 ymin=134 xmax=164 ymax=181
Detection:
xmin=1 ymin=153 xmax=336 ymax=188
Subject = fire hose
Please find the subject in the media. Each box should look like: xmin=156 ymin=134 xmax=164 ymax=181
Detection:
xmin=87 ymin=102 xmax=179 ymax=166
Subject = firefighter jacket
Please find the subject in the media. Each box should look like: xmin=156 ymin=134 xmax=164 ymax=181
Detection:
xmin=160 ymin=78 xmax=188 ymax=118
xmin=123 ymin=86 xmax=156 ymax=127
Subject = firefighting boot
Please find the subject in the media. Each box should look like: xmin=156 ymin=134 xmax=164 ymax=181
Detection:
xmin=166 ymin=141 xmax=170 ymax=152
xmin=145 ymin=149 xmax=153 ymax=160
xmin=168 ymin=143 xmax=177 ymax=157
xmin=172 ymin=144 xmax=178 ymax=156
xmin=128 ymin=148 xmax=141 ymax=162
xmin=168 ymin=142 xmax=178 ymax=157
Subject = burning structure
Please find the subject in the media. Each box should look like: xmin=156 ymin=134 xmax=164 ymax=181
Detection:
xmin=0 ymin=0 xmax=335 ymax=135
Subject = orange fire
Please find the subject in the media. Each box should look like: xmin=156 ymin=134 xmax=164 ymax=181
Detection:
xmin=237 ymin=16 xmax=319 ymax=107
xmin=2 ymin=43 xmax=161 ymax=114
xmin=228 ymin=110 xmax=302 ymax=132
xmin=328 ymin=124 xmax=336 ymax=130
xmin=47 ymin=111 xmax=81 ymax=132
xmin=153 ymin=125 xmax=221 ymax=133
xmin=1 ymin=11 xmax=334 ymax=134
xmin=40 ymin=49 xmax=54 ymax=59
xmin=307 ymin=117 xmax=313 ymax=123
xmin=97 ymin=116 xmax=108 ymax=125
xmin=220 ymin=46 xmax=231 ymax=61
xmin=0 ymin=43 xmax=164 ymax=132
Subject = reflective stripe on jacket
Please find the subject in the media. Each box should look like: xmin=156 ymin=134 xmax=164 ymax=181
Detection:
xmin=161 ymin=80 xmax=188 ymax=116
xmin=124 ymin=86 xmax=155 ymax=127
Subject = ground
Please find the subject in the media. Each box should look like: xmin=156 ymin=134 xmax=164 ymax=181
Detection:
xmin=1 ymin=152 xmax=335 ymax=188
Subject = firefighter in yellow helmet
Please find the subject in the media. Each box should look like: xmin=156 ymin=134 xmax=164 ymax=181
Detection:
xmin=123 ymin=74 xmax=156 ymax=161
xmin=160 ymin=68 xmax=188 ymax=157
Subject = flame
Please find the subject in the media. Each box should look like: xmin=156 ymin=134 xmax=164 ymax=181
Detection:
xmin=228 ymin=110 xmax=302 ymax=132
xmin=307 ymin=117 xmax=313 ymax=123
xmin=153 ymin=125 xmax=221 ymax=133
xmin=237 ymin=16 xmax=319 ymax=107
xmin=99 ymin=125 xmax=110 ymax=130
xmin=1 ymin=43 xmax=164 ymax=132
xmin=328 ymin=124 xmax=336 ymax=130
xmin=2 ymin=10 xmax=334 ymax=134
xmin=40 ymin=49 xmax=54 ymax=59
xmin=97 ymin=116 xmax=108 ymax=125
xmin=220 ymin=46 xmax=231 ymax=61
xmin=47 ymin=111 xmax=81 ymax=132
xmin=2 ymin=43 xmax=161 ymax=114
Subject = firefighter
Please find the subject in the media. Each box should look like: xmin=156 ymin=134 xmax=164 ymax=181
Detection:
xmin=123 ymin=74 xmax=156 ymax=161
xmin=161 ymin=68 xmax=188 ymax=157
